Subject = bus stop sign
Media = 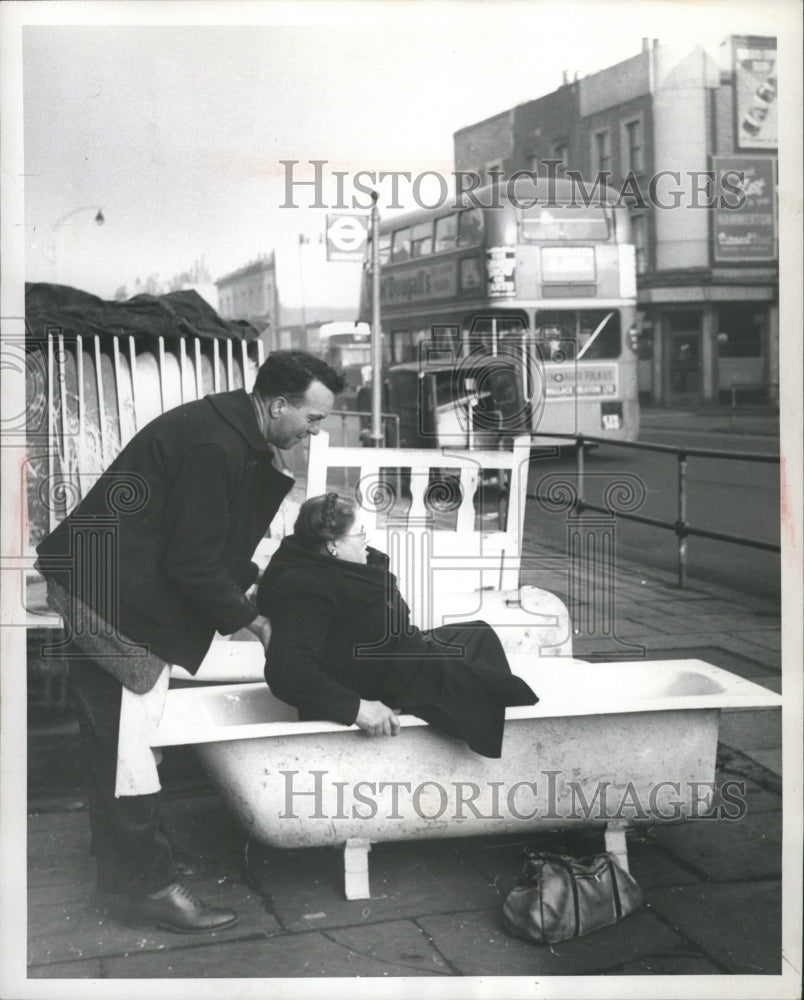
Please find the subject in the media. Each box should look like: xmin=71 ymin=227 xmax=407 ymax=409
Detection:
xmin=326 ymin=213 xmax=369 ymax=262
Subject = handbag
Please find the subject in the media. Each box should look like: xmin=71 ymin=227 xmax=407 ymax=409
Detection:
xmin=502 ymin=849 xmax=644 ymax=945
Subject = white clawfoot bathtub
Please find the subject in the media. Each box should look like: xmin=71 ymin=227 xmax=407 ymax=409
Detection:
xmin=153 ymin=655 xmax=780 ymax=899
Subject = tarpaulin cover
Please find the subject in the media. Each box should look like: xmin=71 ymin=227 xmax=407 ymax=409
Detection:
xmin=25 ymin=282 xmax=260 ymax=343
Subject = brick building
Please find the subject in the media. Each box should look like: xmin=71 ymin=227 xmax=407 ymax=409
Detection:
xmin=216 ymin=253 xmax=278 ymax=341
xmin=454 ymin=36 xmax=779 ymax=407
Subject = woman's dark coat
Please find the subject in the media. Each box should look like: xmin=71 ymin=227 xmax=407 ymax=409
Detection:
xmin=257 ymin=535 xmax=538 ymax=757
xmin=36 ymin=389 xmax=293 ymax=673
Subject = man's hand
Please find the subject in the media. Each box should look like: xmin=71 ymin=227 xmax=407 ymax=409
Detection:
xmin=246 ymin=614 xmax=272 ymax=650
xmin=355 ymin=700 xmax=400 ymax=737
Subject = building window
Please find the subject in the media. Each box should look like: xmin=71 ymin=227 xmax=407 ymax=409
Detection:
xmin=632 ymin=214 xmax=648 ymax=274
xmin=552 ymin=141 xmax=568 ymax=173
xmin=594 ymin=130 xmax=611 ymax=173
xmin=716 ymin=305 xmax=763 ymax=357
xmin=624 ymin=118 xmax=644 ymax=173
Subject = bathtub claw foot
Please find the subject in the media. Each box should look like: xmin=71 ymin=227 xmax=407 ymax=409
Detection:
xmin=604 ymin=823 xmax=630 ymax=873
xmin=344 ymin=838 xmax=372 ymax=900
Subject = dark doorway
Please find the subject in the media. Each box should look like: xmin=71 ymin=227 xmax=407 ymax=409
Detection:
xmin=665 ymin=317 xmax=702 ymax=406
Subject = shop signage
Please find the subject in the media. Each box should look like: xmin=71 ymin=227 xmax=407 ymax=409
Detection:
xmin=712 ymin=155 xmax=776 ymax=263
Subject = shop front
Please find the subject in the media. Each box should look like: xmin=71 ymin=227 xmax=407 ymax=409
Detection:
xmin=637 ymin=290 xmax=778 ymax=408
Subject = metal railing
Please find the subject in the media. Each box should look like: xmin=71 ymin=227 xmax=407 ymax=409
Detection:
xmin=527 ymin=431 xmax=780 ymax=588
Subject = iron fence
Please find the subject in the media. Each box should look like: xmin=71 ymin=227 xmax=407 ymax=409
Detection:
xmin=527 ymin=432 xmax=780 ymax=588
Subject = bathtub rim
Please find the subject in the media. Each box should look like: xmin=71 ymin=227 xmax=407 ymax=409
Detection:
xmin=153 ymin=657 xmax=781 ymax=748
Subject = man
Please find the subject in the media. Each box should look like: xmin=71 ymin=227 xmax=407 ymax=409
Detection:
xmin=35 ymin=349 xmax=344 ymax=932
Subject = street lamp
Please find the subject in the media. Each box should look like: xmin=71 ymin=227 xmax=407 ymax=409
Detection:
xmin=47 ymin=205 xmax=106 ymax=279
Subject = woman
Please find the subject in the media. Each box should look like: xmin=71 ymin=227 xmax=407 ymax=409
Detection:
xmin=256 ymin=493 xmax=538 ymax=758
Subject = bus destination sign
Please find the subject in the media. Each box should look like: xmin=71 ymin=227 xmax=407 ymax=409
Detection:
xmin=544 ymin=364 xmax=618 ymax=397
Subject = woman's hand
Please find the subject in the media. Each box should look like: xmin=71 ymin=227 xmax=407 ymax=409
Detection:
xmin=355 ymin=700 xmax=400 ymax=737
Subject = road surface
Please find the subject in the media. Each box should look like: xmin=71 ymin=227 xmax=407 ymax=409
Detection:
xmin=523 ymin=428 xmax=781 ymax=601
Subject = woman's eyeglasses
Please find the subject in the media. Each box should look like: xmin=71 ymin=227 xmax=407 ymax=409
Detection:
xmin=344 ymin=525 xmax=367 ymax=541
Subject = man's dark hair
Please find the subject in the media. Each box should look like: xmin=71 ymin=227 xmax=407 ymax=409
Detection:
xmin=253 ymin=350 xmax=345 ymax=402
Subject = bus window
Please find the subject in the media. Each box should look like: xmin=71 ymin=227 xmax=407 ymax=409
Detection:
xmin=391 ymin=328 xmax=429 ymax=364
xmin=521 ymin=205 xmax=610 ymax=241
xmin=433 ymin=366 xmax=521 ymax=430
xmin=432 ymin=325 xmax=458 ymax=349
xmin=434 ymin=214 xmax=458 ymax=253
xmin=392 ymin=228 xmax=411 ymax=262
xmin=391 ymin=330 xmax=410 ymax=364
xmin=367 ymin=233 xmax=392 ymax=266
xmin=332 ymin=343 xmax=371 ymax=367
xmin=458 ymin=207 xmax=484 ymax=247
xmin=425 ymin=325 xmax=459 ymax=362
xmin=411 ymin=221 xmax=433 ymax=258
xmin=460 ymin=256 xmax=483 ymax=292
xmin=535 ymin=309 xmax=621 ymax=360
xmin=468 ymin=315 xmax=528 ymax=355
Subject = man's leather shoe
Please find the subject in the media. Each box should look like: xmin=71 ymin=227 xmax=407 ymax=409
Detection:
xmin=127 ymin=882 xmax=238 ymax=934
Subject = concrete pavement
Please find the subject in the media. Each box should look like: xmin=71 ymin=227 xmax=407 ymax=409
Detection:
xmin=639 ymin=404 xmax=780 ymax=439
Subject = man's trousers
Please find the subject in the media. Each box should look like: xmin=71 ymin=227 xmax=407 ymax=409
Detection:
xmin=68 ymin=658 xmax=177 ymax=895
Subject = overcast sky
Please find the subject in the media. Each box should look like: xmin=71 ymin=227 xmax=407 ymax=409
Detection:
xmin=8 ymin=0 xmax=795 ymax=303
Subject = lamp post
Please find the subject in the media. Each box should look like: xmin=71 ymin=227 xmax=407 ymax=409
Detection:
xmin=369 ymin=190 xmax=383 ymax=448
xmin=47 ymin=205 xmax=105 ymax=281
xmin=298 ymin=233 xmax=309 ymax=347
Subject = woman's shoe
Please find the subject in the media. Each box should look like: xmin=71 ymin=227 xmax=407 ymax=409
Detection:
xmin=127 ymin=882 xmax=238 ymax=933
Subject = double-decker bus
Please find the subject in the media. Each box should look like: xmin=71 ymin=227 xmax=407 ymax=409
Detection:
xmin=316 ymin=321 xmax=372 ymax=408
xmin=358 ymin=174 xmax=640 ymax=445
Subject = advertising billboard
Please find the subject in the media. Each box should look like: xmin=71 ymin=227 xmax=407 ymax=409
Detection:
xmin=731 ymin=36 xmax=777 ymax=150
xmin=713 ymin=155 xmax=777 ymax=262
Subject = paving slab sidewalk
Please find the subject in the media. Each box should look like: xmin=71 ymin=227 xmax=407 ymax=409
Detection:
xmin=639 ymin=407 xmax=780 ymax=439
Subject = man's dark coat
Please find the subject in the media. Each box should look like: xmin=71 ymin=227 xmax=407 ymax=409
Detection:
xmin=37 ymin=389 xmax=293 ymax=673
